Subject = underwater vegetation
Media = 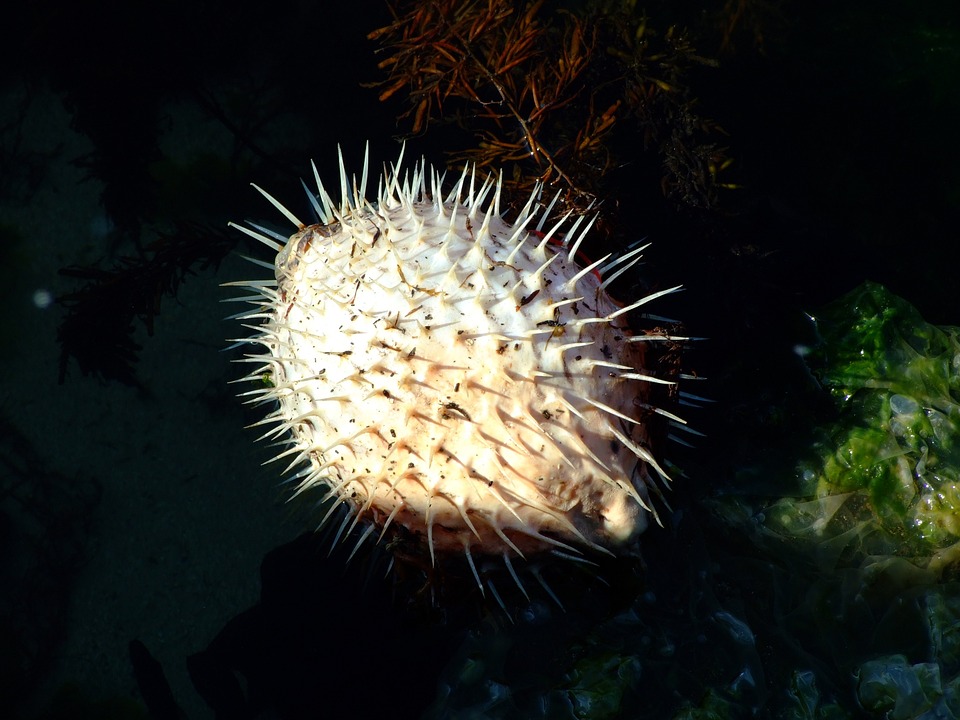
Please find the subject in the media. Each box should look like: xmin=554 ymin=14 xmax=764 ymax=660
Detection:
xmin=56 ymin=224 xmax=236 ymax=386
xmin=369 ymin=0 xmax=737 ymax=226
xmin=779 ymin=282 xmax=960 ymax=558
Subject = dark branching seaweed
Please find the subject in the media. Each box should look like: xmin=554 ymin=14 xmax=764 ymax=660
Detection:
xmin=56 ymin=224 xmax=236 ymax=386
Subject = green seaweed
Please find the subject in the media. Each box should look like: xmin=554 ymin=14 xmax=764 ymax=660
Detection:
xmin=857 ymin=653 xmax=960 ymax=720
xmin=776 ymin=282 xmax=960 ymax=555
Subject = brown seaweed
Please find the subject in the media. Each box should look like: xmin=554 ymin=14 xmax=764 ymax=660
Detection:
xmin=368 ymin=0 xmax=736 ymax=223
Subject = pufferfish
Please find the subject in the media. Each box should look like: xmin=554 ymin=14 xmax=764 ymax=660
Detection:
xmin=226 ymin=145 xmax=689 ymax=599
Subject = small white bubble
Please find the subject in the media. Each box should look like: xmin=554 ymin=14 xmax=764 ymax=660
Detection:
xmin=32 ymin=288 xmax=53 ymax=309
xmin=890 ymin=393 xmax=919 ymax=416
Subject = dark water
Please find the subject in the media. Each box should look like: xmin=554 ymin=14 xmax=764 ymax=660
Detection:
xmin=1 ymin=0 xmax=958 ymax=717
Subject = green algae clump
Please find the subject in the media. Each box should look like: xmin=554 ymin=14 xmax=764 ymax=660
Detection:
xmin=791 ymin=282 xmax=960 ymax=554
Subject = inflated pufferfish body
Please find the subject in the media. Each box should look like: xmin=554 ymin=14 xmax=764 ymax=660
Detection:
xmin=229 ymin=147 xmax=681 ymax=579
